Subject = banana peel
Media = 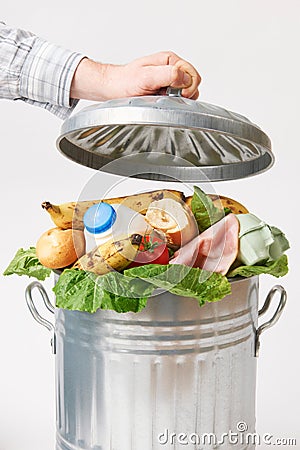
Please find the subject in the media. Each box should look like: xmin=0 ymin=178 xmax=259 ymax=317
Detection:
xmin=73 ymin=234 xmax=142 ymax=275
xmin=42 ymin=189 xmax=185 ymax=230
xmin=42 ymin=189 xmax=248 ymax=231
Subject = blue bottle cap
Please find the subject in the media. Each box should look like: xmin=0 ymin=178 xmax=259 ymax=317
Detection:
xmin=83 ymin=203 xmax=116 ymax=234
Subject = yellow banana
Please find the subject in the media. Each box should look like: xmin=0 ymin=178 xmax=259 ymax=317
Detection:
xmin=42 ymin=200 xmax=98 ymax=230
xmin=73 ymin=234 xmax=142 ymax=275
xmin=42 ymin=190 xmax=185 ymax=230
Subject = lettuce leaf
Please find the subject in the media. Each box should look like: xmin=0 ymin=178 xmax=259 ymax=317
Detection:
xmin=3 ymin=247 xmax=51 ymax=281
xmin=54 ymin=264 xmax=231 ymax=313
xmin=191 ymin=186 xmax=226 ymax=232
xmin=228 ymin=254 xmax=289 ymax=278
xmin=124 ymin=264 xmax=231 ymax=306
xmin=53 ymin=269 xmax=154 ymax=313
xmin=4 ymin=246 xmax=288 ymax=315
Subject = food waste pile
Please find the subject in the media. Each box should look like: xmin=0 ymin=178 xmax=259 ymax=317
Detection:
xmin=4 ymin=187 xmax=289 ymax=313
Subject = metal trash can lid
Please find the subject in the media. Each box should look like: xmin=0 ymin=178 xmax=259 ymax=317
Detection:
xmin=57 ymin=88 xmax=273 ymax=182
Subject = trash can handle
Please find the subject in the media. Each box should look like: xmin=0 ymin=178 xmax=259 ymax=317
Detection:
xmin=255 ymin=285 xmax=287 ymax=357
xmin=25 ymin=281 xmax=56 ymax=354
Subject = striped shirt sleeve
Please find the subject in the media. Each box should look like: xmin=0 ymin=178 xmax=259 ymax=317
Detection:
xmin=0 ymin=23 xmax=85 ymax=119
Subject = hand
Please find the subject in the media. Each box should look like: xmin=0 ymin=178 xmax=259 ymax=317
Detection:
xmin=70 ymin=51 xmax=201 ymax=102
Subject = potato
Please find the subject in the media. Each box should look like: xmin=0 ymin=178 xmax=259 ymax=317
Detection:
xmin=36 ymin=228 xmax=85 ymax=269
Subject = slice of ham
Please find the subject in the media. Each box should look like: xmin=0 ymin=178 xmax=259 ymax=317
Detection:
xmin=170 ymin=213 xmax=239 ymax=275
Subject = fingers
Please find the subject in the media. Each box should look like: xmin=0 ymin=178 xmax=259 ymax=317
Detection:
xmin=136 ymin=64 xmax=200 ymax=99
xmin=137 ymin=65 xmax=185 ymax=93
xmin=169 ymin=63 xmax=201 ymax=99
xmin=172 ymin=59 xmax=201 ymax=98
xmin=132 ymin=51 xmax=182 ymax=67
xmin=133 ymin=51 xmax=201 ymax=98
xmin=190 ymin=89 xmax=200 ymax=100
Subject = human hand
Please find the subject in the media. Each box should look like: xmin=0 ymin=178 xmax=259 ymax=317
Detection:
xmin=70 ymin=51 xmax=201 ymax=102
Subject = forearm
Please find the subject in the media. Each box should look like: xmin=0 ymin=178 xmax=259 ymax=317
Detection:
xmin=70 ymin=58 xmax=111 ymax=101
xmin=0 ymin=24 xmax=201 ymax=117
xmin=70 ymin=51 xmax=201 ymax=102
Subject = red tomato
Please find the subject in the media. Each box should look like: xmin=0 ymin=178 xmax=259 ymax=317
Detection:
xmin=128 ymin=234 xmax=169 ymax=268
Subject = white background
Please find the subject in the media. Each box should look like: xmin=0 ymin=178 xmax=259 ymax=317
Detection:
xmin=1 ymin=1 xmax=299 ymax=449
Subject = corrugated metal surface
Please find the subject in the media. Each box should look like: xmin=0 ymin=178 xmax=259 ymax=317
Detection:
xmin=55 ymin=277 xmax=258 ymax=450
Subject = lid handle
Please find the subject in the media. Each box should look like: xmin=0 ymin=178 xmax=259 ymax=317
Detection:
xmin=166 ymin=87 xmax=182 ymax=97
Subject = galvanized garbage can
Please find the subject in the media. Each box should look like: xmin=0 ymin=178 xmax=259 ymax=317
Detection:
xmin=25 ymin=90 xmax=287 ymax=449
xmin=26 ymin=277 xmax=286 ymax=450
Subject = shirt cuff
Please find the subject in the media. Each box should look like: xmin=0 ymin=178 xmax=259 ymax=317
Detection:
xmin=20 ymin=37 xmax=85 ymax=109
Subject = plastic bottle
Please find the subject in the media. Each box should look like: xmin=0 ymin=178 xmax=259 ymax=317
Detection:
xmin=83 ymin=202 xmax=150 ymax=252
